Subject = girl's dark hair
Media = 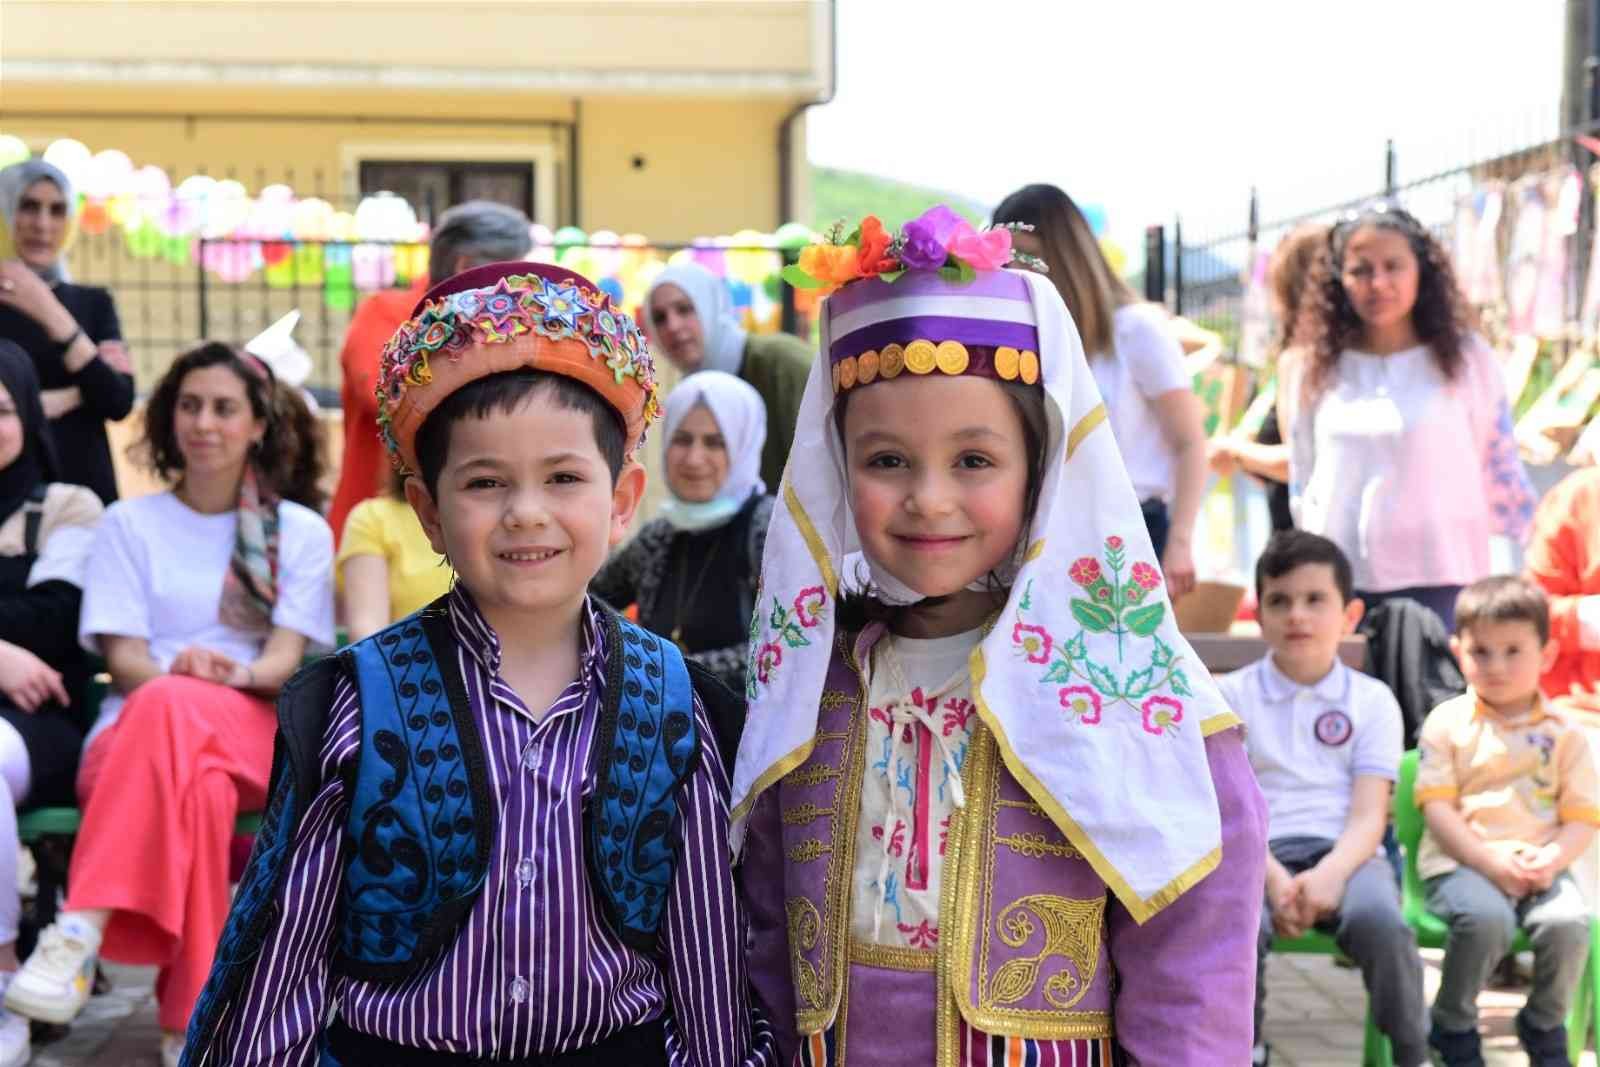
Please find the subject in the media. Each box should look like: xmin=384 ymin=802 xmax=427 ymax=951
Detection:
xmin=991 ymin=183 xmax=1138 ymax=358
xmin=135 ymin=341 xmax=328 ymax=510
xmin=832 ymin=376 xmax=1048 ymax=627
xmin=1303 ymin=207 xmax=1473 ymax=401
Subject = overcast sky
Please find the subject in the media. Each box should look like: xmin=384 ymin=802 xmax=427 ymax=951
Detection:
xmin=807 ymin=1 xmax=1567 ymax=256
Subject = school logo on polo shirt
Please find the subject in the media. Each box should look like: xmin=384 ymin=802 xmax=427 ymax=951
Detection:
xmin=1314 ymin=709 xmax=1354 ymax=747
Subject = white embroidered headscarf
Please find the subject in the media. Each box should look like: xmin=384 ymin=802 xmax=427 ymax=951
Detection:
xmin=729 ymin=267 xmax=1242 ymax=923
xmin=659 ymin=370 xmax=768 ymax=531
xmin=645 ymin=263 xmax=749 ymax=376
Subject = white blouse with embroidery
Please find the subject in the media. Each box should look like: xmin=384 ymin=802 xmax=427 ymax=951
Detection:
xmin=849 ymin=625 xmax=983 ymax=952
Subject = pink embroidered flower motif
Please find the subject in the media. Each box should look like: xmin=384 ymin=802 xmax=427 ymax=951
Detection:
xmin=869 ymin=702 xmax=893 ymax=728
xmin=1069 ymin=557 xmax=1102 ymax=587
xmin=1130 ymin=561 xmax=1162 ymax=590
xmin=1141 ymin=695 xmax=1183 ymax=736
xmin=942 ymin=697 xmax=974 ymax=736
xmin=939 ymin=814 xmax=951 ymax=855
xmin=872 ymin=820 xmax=907 ymax=857
xmin=793 ymin=586 xmax=827 ymax=627
xmin=1106 ymin=536 xmax=1124 ymax=550
xmin=898 ymin=919 xmax=939 ymax=949
xmin=1060 ymin=686 xmax=1103 ymax=725
xmin=1012 ymin=622 xmax=1053 ymax=664
xmin=756 ymin=642 xmax=783 ymax=684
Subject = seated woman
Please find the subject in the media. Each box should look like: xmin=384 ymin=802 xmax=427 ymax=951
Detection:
xmin=0 ymin=340 xmax=103 ymax=1067
xmin=592 ymin=371 xmax=771 ymax=754
xmin=337 ymin=466 xmax=449 ymax=642
xmin=2 ymin=342 xmax=334 ymax=1067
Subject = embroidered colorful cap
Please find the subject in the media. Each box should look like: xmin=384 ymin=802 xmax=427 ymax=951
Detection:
xmin=377 ymin=261 xmax=660 ymax=475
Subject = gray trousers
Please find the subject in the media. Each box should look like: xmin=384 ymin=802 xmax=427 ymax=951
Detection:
xmin=1425 ymin=865 xmax=1591 ymax=1032
xmin=1258 ymin=837 xmax=1429 ymax=1064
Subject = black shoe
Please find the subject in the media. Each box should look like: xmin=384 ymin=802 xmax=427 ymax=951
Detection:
xmin=1427 ymin=1023 xmax=1485 ymax=1067
xmin=1515 ymin=1008 xmax=1571 ymax=1067
xmin=1250 ymin=1042 xmax=1270 ymax=1066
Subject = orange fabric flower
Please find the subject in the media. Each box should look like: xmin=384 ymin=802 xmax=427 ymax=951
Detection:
xmin=856 ymin=215 xmax=897 ymax=275
xmin=799 ymin=243 xmax=863 ymax=285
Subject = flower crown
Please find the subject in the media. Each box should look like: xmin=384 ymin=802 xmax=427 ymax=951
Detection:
xmin=781 ymin=204 xmax=1045 ymax=292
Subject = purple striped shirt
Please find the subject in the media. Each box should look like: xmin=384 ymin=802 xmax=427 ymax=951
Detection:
xmin=208 ymin=589 xmax=774 ymax=1065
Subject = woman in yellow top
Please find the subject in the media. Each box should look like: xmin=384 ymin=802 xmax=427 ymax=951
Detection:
xmin=336 ymin=468 xmax=448 ymax=641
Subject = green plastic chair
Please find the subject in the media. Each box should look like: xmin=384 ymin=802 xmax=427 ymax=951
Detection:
xmin=1394 ymin=749 xmax=1600 ymax=1064
xmin=1270 ymin=925 xmax=1393 ymax=1065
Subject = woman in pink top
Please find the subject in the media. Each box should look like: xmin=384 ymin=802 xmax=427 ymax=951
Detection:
xmin=1279 ymin=205 xmax=1533 ymax=630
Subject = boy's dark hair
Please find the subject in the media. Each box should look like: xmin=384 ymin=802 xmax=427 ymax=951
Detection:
xmin=1254 ymin=529 xmax=1354 ymax=604
xmin=1454 ymin=574 xmax=1550 ymax=644
xmin=414 ymin=369 xmax=625 ymax=497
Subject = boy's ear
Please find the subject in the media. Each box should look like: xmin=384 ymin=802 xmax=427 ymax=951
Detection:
xmin=1448 ymin=633 xmax=1463 ymax=662
xmin=403 ymin=475 xmax=448 ymax=557
xmin=1342 ymin=596 xmax=1366 ymax=635
xmin=609 ymin=462 xmax=647 ymax=548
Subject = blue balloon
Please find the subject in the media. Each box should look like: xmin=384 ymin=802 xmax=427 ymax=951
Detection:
xmin=1082 ymin=203 xmax=1108 ymax=236
xmin=598 ymin=276 xmax=625 ymax=303
xmin=727 ymin=280 xmax=753 ymax=309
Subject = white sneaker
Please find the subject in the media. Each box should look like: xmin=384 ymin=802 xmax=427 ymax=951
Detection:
xmin=3 ymin=916 xmax=99 ymax=1024
xmin=160 ymin=1031 xmax=184 ymax=1067
xmin=0 ymin=979 xmax=28 ymax=1067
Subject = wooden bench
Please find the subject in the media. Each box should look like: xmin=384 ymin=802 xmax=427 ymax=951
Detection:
xmin=1187 ymin=632 xmax=1368 ymax=676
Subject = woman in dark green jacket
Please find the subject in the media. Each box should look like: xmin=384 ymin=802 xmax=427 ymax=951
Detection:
xmin=645 ymin=263 xmax=812 ymax=489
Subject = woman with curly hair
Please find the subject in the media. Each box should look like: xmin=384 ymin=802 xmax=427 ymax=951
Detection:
xmin=1278 ymin=206 xmax=1533 ymax=628
xmin=2 ymin=342 xmax=334 ymax=1066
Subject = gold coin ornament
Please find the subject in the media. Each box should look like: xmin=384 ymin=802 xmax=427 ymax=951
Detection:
xmin=838 ymin=355 xmax=858 ymax=390
xmin=857 ymin=349 xmax=880 ymax=384
xmin=831 ymin=360 xmax=843 ymax=393
xmin=904 ymin=340 xmax=938 ymax=374
xmin=995 ymin=346 xmax=1021 ymax=380
xmin=880 ymin=343 xmax=906 ymax=378
xmin=935 ymin=340 xmax=970 ymax=375
xmin=1019 ymin=349 xmax=1040 ymax=385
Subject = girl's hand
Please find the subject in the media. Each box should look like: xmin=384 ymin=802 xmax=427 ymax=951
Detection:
xmin=1206 ymin=437 xmax=1238 ymax=477
xmin=0 ymin=641 xmax=69 ymax=712
xmin=40 ymin=387 xmax=81 ymax=420
xmin=0 ymin=261 xmax=73 ymax=336
xmin=170 ymin=646 xmax=242 ymax=686
xmin=1162 ymin=537 xmax=1197 ymax=601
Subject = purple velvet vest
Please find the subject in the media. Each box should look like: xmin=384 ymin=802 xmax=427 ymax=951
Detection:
xmin=774 ymin=628 xmax=1119 ymax=1064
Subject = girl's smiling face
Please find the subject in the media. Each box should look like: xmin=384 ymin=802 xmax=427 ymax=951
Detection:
xmin=842 ymin=375 xmax=1032 ymax=601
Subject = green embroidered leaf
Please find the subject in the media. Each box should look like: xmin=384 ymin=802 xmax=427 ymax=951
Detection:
xmin=781 ymin=624 xmax=811 ymax=649
xmin=1086 ymin=660 xmax=1120 ymax=698
xmin=1106 ymin=545 xmax=1125 ymax=571
xmin=1151 ymin=636 xmax=1175 ymax=670
xmin=1020 ymin=579 xmax=1034 ymax=611
xmin=1070 ymin=598 xmax=1116 ymax=633
xmin=1124 ymin=602 xmax=1166 ymax=638
xmin=1124 ymin=665 xmax=1155 ymax=699
xmin=770 ymin=600 xmax=789 ymax=628
xmin=780 ymin=264 xmax=831 ymax=289
xmin=1041 ymin=657 xmax=1074 ymax=684
xmin=1171 ymin=669 xmax=1194 ymax=697
xmin=1065 ymin=631 xmax=1088 ymax=661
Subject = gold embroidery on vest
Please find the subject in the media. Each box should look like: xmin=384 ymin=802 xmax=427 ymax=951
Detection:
xmin=787 ymin=763 xmax=842 ymax=788
xmin=988 ymin=895 xmax=1105 ymax=1010
xmin=996 ymin=832 xmax=1080 ymax=859
xmin=787 ymin=897 xmax=824 ymax=1010
xmin=788 ymin=839 xmax=832 ymax=863
xmin=996 ymin=797 xmax=1049 ymax=818
xmin=849 ymin=937 xmax=937 ymax=972
xmin=782 ymin=803 xmax=834 ymax=826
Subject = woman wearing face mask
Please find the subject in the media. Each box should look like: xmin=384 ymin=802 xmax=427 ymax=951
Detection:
xmin=591 ymin=370 xmax=771 ymax=757
xmin=1279 ymin=206 xmax=1534 ymax=630
xmin=645 ymin=263 xmax=812 ymax=489
xmin=0 ymin=160 xmax=135 ymax=505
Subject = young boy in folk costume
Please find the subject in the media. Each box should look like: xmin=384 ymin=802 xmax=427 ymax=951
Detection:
xmin=735 ymin=208 xmax=1268 ymax=1066
xmin=181 ymin=262 xmax=776 ymax=1066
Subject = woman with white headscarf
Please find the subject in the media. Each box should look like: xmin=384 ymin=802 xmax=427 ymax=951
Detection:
xmin=646 ymin=262 xmax=812 ymax=488
xmin=591 ymin=370 xmax=772 ymax=757
xmin=0 ymin=159 xmax=135 ymax=504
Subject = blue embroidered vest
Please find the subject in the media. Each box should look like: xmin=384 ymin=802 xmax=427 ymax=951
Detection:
xmin=182 ymin=598 xmax=716 ymax=1065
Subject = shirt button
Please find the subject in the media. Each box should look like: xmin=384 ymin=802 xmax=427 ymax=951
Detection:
xmin=509 ymin=976 xmax=529 ymax=1004
xmin=521 ymin=745 xmax=539 ymax=771
xmin=517 ymin=859 xmax=535 ymax=886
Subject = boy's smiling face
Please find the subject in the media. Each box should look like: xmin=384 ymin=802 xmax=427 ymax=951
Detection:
xmin=408 ymin=387 xmax=643 ymax=629
xmin=1257 ymin=562 xmax=1363 ymax=685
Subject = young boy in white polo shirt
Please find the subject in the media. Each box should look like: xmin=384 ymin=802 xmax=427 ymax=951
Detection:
xmin=1219 ymin=531 xmax=1427 ymax=1067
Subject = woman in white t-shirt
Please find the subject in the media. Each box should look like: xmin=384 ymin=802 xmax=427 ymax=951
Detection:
xmin=994 ymin=183 xmax=1207 ymax=599
xmin=4 ymin=342 xmax=334 ymax=1064
xmin=1278 ymin=205 xmax=1534 ymax=629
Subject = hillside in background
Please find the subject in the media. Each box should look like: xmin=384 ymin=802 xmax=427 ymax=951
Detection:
xmin=809 ymin=166 xmax=988 ymax=232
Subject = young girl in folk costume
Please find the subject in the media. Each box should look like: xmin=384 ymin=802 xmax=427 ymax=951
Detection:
xmin=735 ymin=207 xmax=1268 ymax=1066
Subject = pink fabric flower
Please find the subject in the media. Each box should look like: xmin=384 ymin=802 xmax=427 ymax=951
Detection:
xmin=1069 ymin=557 xmax=1102 ymax=587
xmin=948 ymin=222 xmax=1014 ymax=271
xmin=794 ymin=585 xmax=828 ymax=627
xmin=1141 ymin=695 xmax=1183 ymax=736
xmin=1106 ymin=536 xmax=1124 ymax=550
xmin=1011 ymin=622 xmax=1053 ymax=664
xmin=1130 ymin=561 xmax=1163 ymax=590
xmin=1060 ymin=686 xmax=1102 ymax=725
